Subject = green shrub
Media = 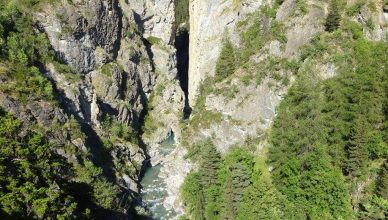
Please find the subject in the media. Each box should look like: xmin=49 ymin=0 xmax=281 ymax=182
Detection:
xmin=365 ymin=18 xmax=375 ymax=30
xmin=240 ymin=17 xmax=263 ymax=63
xmin=346 ymin=0 xmax=365 ymax=16
xmin=341 ymin=21 xmax=363 ymax=40
xmin=146 ymin=36 xmax=162 ymax=45
xmin=300 ymin=35 xmax=328 ymax=60
xmin=295 ymin=0 xmax=308 ymax=15
xmin=270 ymin=21 xmax=287 ymax=43
xmin=101 ymin=63 xmax=112 ymax=76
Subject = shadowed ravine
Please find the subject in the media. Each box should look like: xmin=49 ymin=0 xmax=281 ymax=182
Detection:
xmin=139 ymin=28 xmax=191 ymax=219
xmin=175 ymin=30 xmax=191 ymax=119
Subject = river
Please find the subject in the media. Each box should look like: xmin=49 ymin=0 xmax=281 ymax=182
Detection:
xmin=140 ymin=134 xmax=178 ymax=219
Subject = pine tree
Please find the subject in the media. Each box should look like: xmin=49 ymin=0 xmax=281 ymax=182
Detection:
xmin=221 ymin=163 xmax=252 ymax=219
xmin=222 ymin=176 xmax=236 ymax=220
xmin=230 ymin=163 xmax=251 ymax=207
xmin=345 ymin=118 xmax=370 ymax=177
xmin=236 ymin=179 xmax=290 ymax=220
xmin=200 ymin=141 xmax=221 ymax=187
xmin=325 ymin=0 xmax=341 ymax=32
xmin=181 ymin=172 xmax=206 ymax=220
xmin=215 ymin=40 xmax=236 ymax=82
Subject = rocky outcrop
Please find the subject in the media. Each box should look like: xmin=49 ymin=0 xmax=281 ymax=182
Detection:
xmin=36 ymin=0 xmax=121 ymax=73
xmin=33 ymin=0 xmax=186 ymax=217
xmin=358 ymin=0 xmax=388 ymax=41
xmin=120 ymin=0 xmax=176 ymax=44
xmin=0 ymin=93 xmax=67 ymax=127
xmin=185 ymin=0 xmax=325 ymax=152
xmin=188 ymin=0 xmax=264 ymax=105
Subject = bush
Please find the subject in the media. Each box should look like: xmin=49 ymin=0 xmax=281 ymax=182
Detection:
xmin=346 ymin=0 xmax=365 ymax=16
xmin=101 ymin=63 xmax=112 ymax=76
xmin=240 ymin=17 xmax=263 ymax=63
xmin=146 ymin=36 xmax=162 ymax=45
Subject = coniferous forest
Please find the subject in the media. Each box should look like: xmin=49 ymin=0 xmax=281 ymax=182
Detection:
xmin=180 ymin=1 xmax=388 ymax=219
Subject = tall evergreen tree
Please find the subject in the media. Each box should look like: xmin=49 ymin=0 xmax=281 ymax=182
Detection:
xmin=222 ymin=163 xmax=252 ymax=219
xmin=345 ymin=118 xmax=370 ymax=177
xmin=215 ymin=40 xmax=236 ymax=82
xmin=200 ymin=141 xmax=221 ymax=187
xmin=222 ymin=176 xmax=236 ymax=220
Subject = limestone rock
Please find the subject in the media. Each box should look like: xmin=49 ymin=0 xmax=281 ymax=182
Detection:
xmin=120 ymin=0 xmax=176 ymax=44
xmin=188 ymin=0 xmax=264 ymax=105
xmin=35 ymin=0 xmax=120 ymax=73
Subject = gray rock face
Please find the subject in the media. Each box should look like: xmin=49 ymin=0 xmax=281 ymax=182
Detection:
xmin=203 ymin=77 xmax=286 ymax=154
xmin=359 ymin=0 xmax=388 ymax=41
xmin=0 ymin=93 xmax=67 ymax=127
xmin=185 ymin=0 xmax=328 ymax=154
xmin=36 ymin=0 xmax=120 ymax=73
xmin=188 ymin=0 xmax=264 ymax=106
xmin=31 ymin=0 xmax=186 ymax=212
xmin=35 ymin=0 xmax=163 ymax=130
xmin=120 ymin=0 xmax=176 ymax=44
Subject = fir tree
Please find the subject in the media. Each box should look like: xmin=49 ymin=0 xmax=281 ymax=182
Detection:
xmin=345 ymin=118 xmax=370 ymax=177
xmin=215 ymin=40 xmax=236 ymax=82
xmin=200 ymin=141 xmax=221 ymax=187
xmin=222 ymin=163 xmax=252 ymax=219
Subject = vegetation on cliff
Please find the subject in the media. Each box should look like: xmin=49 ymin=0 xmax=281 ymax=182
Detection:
xmin=175 ymin=0 xmax=190 ymax=31
xmin=0 ymin=108 xmax=125 ymax=219
xmin=181 ymin=1 xmax=387 ymax=219
xmin=0 ymin=1 xmax=134 ymax=218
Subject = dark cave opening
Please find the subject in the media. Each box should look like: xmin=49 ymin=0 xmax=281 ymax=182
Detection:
xmin=175 ymin=30 xmax=191 ymax=119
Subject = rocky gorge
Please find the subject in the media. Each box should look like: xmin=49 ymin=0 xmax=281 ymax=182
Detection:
xmin=34 ymin=0 xmax=192 ymax=217
xmin=0 ymin=0 xmax=387 ymax=219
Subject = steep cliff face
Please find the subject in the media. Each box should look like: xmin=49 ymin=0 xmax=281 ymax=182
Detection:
xmin=121 ymin=0 xmax=176 ymax=43
xmin=185 ymin=0 xmax=388 ymax=154
xmin=34 ymin=0 xmax=188 ymax=217
xmin=188 ymin=0 xmax=264 ymax=105
xmin=0 ymin=0 xmax=185 ymax=216
xmin=180 ymin=0 xmax=309 ymax=159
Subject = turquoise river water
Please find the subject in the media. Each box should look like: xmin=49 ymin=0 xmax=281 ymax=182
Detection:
xmin=140 ymin=134 xmax=177 ymax=219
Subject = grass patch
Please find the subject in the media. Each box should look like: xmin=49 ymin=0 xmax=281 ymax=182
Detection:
xmin=146 ymin=36 xmax=162 ymax=45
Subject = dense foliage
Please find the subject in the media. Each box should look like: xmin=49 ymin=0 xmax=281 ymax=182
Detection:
xmin=270 ymin=35 xmax=387 ymax=218
xmin=182 ymin=2 xmax=387 ymax=220
xmin=0 ymin=1 xmax=133 ymax=218
xmin=0 ymin=108 xmax=123 ymax=219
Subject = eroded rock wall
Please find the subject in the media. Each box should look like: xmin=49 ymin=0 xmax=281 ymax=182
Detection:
xmin=27 ymin=0 xmax=185 ymax=207
xmin=188 ymin=0 xmax=265 ymax=105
